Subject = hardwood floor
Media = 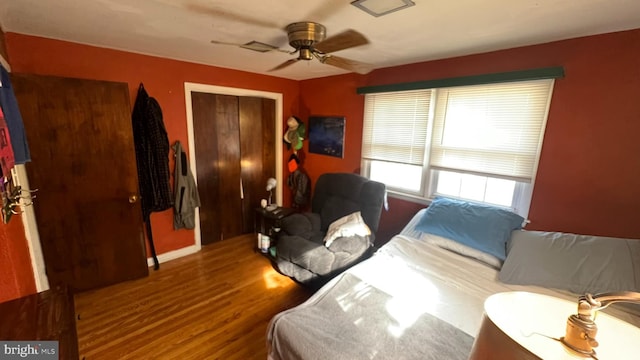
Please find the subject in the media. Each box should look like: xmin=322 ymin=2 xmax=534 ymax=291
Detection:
xmin=74 ymin=234 xmax=311 ymax=359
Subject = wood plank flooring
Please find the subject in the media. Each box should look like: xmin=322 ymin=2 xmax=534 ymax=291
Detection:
xmin=74 ymin=234 xmax=311 ymax=360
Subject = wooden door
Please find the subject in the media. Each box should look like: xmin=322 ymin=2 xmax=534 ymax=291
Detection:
xmin=192 ymin=93 xmax=243 ymax=244
xmin=192 ymin=92 xmax=275 ymax=244
xmin=239 ymin=97 xmax=275 ymax=233
xmin=12 ymin=74 xmax=148 ymax=291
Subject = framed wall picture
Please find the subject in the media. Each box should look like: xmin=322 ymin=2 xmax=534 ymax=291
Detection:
xmin=308 ymin=116 xmax=345 ymax=158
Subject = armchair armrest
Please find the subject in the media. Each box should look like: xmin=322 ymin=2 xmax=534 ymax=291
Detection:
xmin=277 ymin=234 xmax=335 ymax=275
xmin=277 ymin=234 xmax=374 ymax=277
xmin=328 ymin=234 xmax=374 ymax=255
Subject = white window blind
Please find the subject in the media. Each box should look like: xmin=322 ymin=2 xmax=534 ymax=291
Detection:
xmin=430 ymin=79 xmax=553 ymax=182
xmin=361 ymin=90 xmax=431 ymax=166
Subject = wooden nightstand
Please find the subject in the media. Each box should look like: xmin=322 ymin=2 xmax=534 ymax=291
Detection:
xmin=254 ymin=207 xmax=295 ymax=254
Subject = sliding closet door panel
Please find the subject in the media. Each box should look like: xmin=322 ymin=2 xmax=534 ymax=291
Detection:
xmin=215 ymin=95 xmax=243 ymax=240
xmin=193 ymin=92 xmax=243 ymax=243
xmin=239 ymin=97 xmax=275 ymax=233
xmin=192 ymin=92 xmax=220 ymax=244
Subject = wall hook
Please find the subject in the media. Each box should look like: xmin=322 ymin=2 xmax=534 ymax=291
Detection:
xmin=2 ymin=180 xmax=37 ymax=224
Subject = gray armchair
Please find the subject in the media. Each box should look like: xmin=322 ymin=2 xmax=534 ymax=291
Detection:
xmin=275 ymin=173 xmax=386 ymax=286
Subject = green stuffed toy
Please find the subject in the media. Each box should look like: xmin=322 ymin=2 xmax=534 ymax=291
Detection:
xmin=283 ymin=116 xmax=305 ymax=151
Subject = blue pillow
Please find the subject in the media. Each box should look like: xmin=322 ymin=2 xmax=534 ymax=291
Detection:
xmin=415 ymin=197 xmax=524 ymax=260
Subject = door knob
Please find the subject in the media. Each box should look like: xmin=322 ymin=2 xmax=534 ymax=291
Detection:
xmin=128 ymin=195 xmax=139 ymax=203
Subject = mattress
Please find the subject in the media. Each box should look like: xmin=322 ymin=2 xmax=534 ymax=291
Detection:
xmin=267 ymin=224 xmax=640 ymax=359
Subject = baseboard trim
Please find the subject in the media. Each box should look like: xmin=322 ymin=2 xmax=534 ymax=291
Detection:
xmin=147 ymin=244 xmax=200 ymax=267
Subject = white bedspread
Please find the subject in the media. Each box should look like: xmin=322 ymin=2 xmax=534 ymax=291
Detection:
xmin=267 ymin=234 xmax=640 ymax=360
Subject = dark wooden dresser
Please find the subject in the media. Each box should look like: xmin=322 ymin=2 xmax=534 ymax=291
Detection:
xmin=0 ymin=286 xmax=79 ymax=360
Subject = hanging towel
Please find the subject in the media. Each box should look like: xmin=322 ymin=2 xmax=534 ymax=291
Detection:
xmin=172 ymin=140 xmax=200 ymax=230
xmin=0 ymin=65 xmax=31 ymax=164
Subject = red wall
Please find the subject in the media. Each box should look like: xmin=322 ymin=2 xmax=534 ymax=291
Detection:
xmin=297 ymin=73 xmax=364 ymax=179
xmin=0 ymin=216 xmax=36 ymax=302
xmin=300 ymin=29 xmax=640 ymax=244
xmin=5 ymin=33 xmax=301 ymax=257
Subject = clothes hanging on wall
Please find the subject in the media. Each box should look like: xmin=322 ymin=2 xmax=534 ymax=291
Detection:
xmin=172 ymin=141 xmax=200 ymax=230
xmin=0 ymin=65 xmax=31 ymax=224
xmin=132 ymin=83 xmax=172 ymax=217
xmin=288 ymin=168 xmax=311 ymax=209
xmin=0 ymin=106 xmax=17 ymax=224
xmin=131 ymin=83 xmax=172 ymax=270
xmin=286 ymin=151 xmax=310 ymax=209
xmin=0 ymin=106 xmax=15 ymax=177
xmin=0 ymin=65 xmax=30 ymax=165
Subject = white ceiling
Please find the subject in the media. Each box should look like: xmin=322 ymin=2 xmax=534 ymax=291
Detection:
xmin=1 ymin=0 xmax=639 ymax=81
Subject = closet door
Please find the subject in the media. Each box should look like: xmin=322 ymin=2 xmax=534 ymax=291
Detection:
xmin=192 ymin=93 xmax=243 ymax=243
xmin=239 ymin=97 xmax=275 ymax=233
xmin=192 ymin=92 xmax=275 ymax=244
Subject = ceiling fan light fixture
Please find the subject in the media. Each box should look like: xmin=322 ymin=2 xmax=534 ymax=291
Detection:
xmin=298 ymin=48 xmax=314 ymax=61
xmin=351 ymin=0 xmax=415 ymax=17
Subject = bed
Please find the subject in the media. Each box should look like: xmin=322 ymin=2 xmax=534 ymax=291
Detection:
xmin=267 ymin=201 xmax=640 ymax=360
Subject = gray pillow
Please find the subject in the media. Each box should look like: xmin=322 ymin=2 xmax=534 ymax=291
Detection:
xmin=499 ymin=230 xmax=640 ymax=294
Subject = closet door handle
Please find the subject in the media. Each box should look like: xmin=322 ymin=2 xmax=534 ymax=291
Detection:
xmin=240 ymin=178 xmax=244 ymax=199
xmin=128 ymin=194 xmax=139 ymax=204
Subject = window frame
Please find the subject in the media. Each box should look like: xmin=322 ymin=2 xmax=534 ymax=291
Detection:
xmin=360 ymin=79 xmax=555 ymax=218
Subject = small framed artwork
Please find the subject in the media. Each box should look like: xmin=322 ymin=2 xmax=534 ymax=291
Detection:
xmin=308 ymin=116 xmax=346 ymax=158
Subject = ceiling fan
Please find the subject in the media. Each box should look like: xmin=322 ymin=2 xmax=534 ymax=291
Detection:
xmin=211 ymin=22 xmax=374 ymax=74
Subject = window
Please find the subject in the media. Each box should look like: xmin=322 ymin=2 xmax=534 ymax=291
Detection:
xmin=362 ymin=89 xmax=430 ymax=193
xmin=361 ymin=79 xmax=554 ymax=218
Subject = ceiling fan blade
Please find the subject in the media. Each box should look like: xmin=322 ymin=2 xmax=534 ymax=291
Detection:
xmin=322 ymin=55 xmax=374 ymax=74
xmin=211 ymin=40 xmax=291 ymax=54
xmin=269 ymin=59 xmax=299 ymax=72
xmin=314 ymin=29 xmax=369 ymax=54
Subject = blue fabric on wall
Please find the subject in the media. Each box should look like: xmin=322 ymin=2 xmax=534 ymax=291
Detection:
xmin=415 ymin=197 xmax=524 ymax=260
xmin=0 ymin=65 xmax=31 ymax=164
